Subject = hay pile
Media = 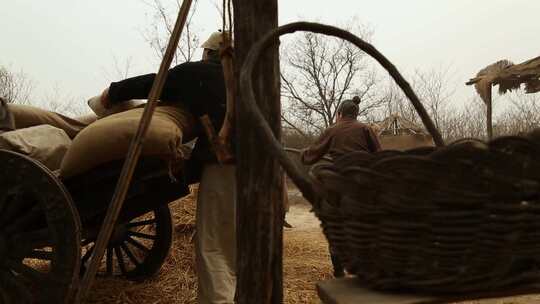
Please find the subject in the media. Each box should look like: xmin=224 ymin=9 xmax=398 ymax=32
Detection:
xmin=284 ymin=230 xmax=333 ymax=303
xmin=84 ymin=186 xmax=333 ymax=304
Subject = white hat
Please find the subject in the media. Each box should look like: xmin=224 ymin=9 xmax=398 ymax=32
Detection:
xmin=201 ymin=31 xmax=231 ymax=51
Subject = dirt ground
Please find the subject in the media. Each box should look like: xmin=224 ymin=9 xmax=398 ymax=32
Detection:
xmin=83 ymin=188 xmax=540 ymax=303
xmin=84 ymin=188 xmax=334 ymax=304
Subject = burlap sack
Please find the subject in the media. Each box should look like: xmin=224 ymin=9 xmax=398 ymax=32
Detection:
xmin=8 ymin=104 xmax=96 ymax=138
xmin=0 ymin=125 xmax=71 ymax=170
xmin=60 ymin=104 xmax=196 ymax=178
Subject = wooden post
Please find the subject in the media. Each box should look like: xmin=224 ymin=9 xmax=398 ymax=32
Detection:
xmin=486 ymin=88 xmax=493 ymax=140
xmin=233 ymin=1 xmax=284 ymax=303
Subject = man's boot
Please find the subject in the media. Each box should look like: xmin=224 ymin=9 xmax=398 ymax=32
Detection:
xmin=0 ymin=97 xmax=15 ymax=134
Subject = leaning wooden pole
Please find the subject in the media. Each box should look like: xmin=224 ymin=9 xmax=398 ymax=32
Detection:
xmin=74 ymin=0 xmax=193 ymax=302
xmin=233 ymin=0 xmax=284 ymax=303
xmin=486 ymin=88 xmax=493 ymax=140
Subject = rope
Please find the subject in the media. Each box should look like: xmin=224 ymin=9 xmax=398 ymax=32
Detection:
xmin=214 ymin=0 xmax=235 ymax=162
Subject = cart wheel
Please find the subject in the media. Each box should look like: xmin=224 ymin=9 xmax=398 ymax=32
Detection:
xmin=0 ymin=150 xmax=81 ymax=304
xmin=81 ymin=205 xmax=173 ymax=281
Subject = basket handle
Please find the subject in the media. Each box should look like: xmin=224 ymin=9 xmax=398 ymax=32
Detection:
xmin=239 ymin=22 xmax=444 ymax=205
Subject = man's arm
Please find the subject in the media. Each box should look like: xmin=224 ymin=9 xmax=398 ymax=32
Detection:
xmin=107 ymin=73 xmax=157 ymax=104
xmin=366 ymin=127 xmax=382 ymax=152
xmin=104 ymin=62 xmax=221 ymax=119
xmin=300 ymin=128 xmax=332 ymax=165
xmin=105 ymin=63 xmax=193 ymax=106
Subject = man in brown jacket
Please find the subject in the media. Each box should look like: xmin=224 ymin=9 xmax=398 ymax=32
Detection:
xmin=301 ymin=96 xmax=381 ymax=165
xmin=301 ymin=96 xmax=381 ymax=277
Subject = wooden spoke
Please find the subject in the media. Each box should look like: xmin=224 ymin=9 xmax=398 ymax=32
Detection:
xmin=1 ymin=150 xmax=81 ymax=303
xmin=127 ymin=219 xmax=156 ymax=228
xmin=106 ymin=248 xmax=113 ymax=276
xmin=4 ymin=205 xmax=43 ymax=235
xmin=81 ymin=245 xmax=95 ymax=266
xmin=114 ymin=247 xmax=128 ymax=276
xmin=77 ymin=206 xmax=173 ymax=281
xmin=120 ymin=243 xmax=140 ymax=266
xmin=128 ymin=231 xmax=157 ymax=241
xmin=125 ymin=237 xmax=150 ymax=253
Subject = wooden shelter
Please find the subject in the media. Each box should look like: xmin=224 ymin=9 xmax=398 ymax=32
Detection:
xmin=467 ymin=56 xmax=540 ymax=139
xmin=374 ymin=114 xmax=434 ymax=150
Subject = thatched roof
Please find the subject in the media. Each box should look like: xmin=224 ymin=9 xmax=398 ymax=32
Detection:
xmin=375 ymin=114 xmax=426 ymax=136
xmin=467 ymin=56 xmax=540 ymax=105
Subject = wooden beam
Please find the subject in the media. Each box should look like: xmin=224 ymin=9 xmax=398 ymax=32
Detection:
xmin=233 ymin=1 xmax=284 ymax=303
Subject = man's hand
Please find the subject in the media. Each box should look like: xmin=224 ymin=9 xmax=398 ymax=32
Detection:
xmin=100 ymin=88 xmax=111 ymax=109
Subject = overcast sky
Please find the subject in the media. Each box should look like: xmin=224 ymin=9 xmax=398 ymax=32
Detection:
xmin=1 ymin=0 xmax=539 ymax=108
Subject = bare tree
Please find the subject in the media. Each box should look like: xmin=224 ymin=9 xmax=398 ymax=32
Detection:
xmin=0 ymin=66 xmax=33 ymax=104
xmin=280 ymin=21 xmax=385 ymax=135
xmin=445 ymin=98 xmax=487 ymax=141
xmin=411 ymin=67 xmax=456 ymax=130
xmin=0 ymin=65 xmax=88 ymax=116
xmin=434 ymin=91 xmax=540 ymax=141
xmin=379 ymin=79 xmax=418 ymax=123
xmin=100 ymin=55 xmax=134 ymax=82
xmin=379 ymin=66 xmax=460 ymax=140
xmin=281 ymin=127 xmax=316 ymax=149
xmin=494 ymin=92 xmax=540 ymax=136
xmin=39 ymin=83 xmax=89 ymax=117
xmin=141 ymin=0 xmax=201 ymax=64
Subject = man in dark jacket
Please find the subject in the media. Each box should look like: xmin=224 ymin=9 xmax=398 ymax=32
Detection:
xmin=301 ymin=96 xmax=381 ymax=278
xmin=90 ymin=31 xmax=236 ymax=304
xmin=93 ymin=35 xmax=227 ymax=169
xmin=99 ymin=51 xmax=226 ymax=134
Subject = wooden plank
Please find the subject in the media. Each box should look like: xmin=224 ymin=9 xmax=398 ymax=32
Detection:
xmin=317 ymin=279 xmax=436 ymax=304
xmin=233 ymin=0 xmax=284 ymax=303
xmin=317 ymin=278 xmax=540 ymax=304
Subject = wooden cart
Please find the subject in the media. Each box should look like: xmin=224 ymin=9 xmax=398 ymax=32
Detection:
xmin=0 ymin=149 xmax=193 ymax=303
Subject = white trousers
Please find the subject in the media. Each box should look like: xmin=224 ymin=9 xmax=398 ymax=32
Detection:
xmin=196 ymin=164 xmax=237 ymax=304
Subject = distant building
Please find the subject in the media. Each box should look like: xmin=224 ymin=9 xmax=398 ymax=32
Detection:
xmin=372 ymin=114 xmax=434 ymax=150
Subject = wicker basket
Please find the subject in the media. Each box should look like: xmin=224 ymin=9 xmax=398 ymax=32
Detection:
xmin=235 ymin=20 xmax=540 ymax=294
xmin=311 ymin=131 xmax=540 ymax=293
